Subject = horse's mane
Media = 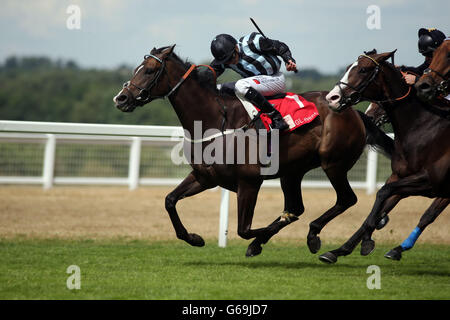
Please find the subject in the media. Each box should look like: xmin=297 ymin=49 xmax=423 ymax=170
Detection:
xmin=151 ymin=46 xmax=219 ymax=94
xmin=383 ymin=60 xmax=406 ymax=82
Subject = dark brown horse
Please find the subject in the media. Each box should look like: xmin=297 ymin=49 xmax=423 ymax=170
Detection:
xmin=113 ymin=45 xmax=390 ymax=257
xmin=322 ymin=50 xmax=450 ymax=263
xmin=364 ymin=99 xmax=448 ymax=260
xmin=415 ymin=40 xmax=450 ymax=103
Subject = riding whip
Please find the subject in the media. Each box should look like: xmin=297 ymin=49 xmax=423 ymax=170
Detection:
xmin=250 ymin=18 xmax=298 ymax=73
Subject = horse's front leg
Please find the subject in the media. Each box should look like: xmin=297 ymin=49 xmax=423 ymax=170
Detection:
xmin=320 ymin=172 xmax=433 ymax=264
xmin=307 ymin=164 xmax=358 ymax=254
xmin=236 ymin=178 xmax=281 ymax=256
xmin=246 ymin=174 xmax=304 ymax=257
xmin=165 ymin=171 xmax=216 ymax=246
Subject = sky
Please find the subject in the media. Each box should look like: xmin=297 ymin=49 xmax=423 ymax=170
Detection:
xmin=0 ymin=0 xmax=448 ymax=74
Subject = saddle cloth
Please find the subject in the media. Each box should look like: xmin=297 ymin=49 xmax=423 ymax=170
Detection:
xmin=257 ymin=92 xmax=320 ymax=132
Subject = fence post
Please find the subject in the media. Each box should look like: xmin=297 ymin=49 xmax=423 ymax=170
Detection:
xmin=366 ymin=148 xmax=378 ymax=195
xmin=128 ymin=137 xmax=142 ymax=190
xmin=43 ymin=134 xmax=56 ymax=190
xmin=218 ymin=188 xmax=230 ymax=248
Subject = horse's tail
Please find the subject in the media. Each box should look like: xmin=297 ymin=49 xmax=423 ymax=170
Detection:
xmin=357 ymin=110 xmax=394 ymax=159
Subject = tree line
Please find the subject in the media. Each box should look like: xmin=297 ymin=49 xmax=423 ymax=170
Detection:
xmin=0 ymin=56 xmax=366 ymax=126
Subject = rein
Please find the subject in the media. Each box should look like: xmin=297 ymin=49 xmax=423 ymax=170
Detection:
xmin=377 ymin=86 xmax=412 ymax=105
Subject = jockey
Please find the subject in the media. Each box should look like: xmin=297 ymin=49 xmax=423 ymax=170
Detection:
xmin=400 ymin=28 xmax=446 ymax=85
xmin=367 ymin=28 xmax=447 ymax=123
xmin=210 ymin=33 xmax=297 ymax=131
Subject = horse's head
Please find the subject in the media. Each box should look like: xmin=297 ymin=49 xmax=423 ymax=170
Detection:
xmin=326 ymin=49 xmax=397 ymax=112
xmin=365 ymin=102 xmax=389 ymax=127
xmin=114 ymin=45 xmax=176 ymax=112
xmin=415 ymin=40 xmax=450 ymax=101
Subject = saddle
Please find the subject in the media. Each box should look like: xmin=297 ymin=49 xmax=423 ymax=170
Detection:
xmin=239 ymin=92 xmax=320 ymax=132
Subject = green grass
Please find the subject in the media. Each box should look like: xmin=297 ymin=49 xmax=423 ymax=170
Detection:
xmin=0 ymin=238 xmax=449 ymax=300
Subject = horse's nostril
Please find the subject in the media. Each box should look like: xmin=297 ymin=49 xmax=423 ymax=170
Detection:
xmin=117 ymin=94 xmax=128 ymax=103
xmin=330 ymin=95 xmax=340 ymax=101
xmin=418 ymin=82 xmax=431 ymax=91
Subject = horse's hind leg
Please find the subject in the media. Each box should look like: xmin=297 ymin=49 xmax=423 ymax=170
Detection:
xmin=246 ymin=174 xmax=304 ymax=257
xmin=307 ymin=166 xmax=357 ymax=253
xmin=165 ymin=171 xmax=216 ymax=246
xmin=385 ymin=197 xmax=449 ymax=261
xmin=375 ymin=194 xmax=403 ymax=230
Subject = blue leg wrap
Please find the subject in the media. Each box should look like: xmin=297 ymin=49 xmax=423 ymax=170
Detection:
xmin=401 ymin=227 xmax=422 ymax=251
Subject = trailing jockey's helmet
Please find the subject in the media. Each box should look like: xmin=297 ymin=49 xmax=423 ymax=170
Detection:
xmin=418 ymin=28 xmax=446 ymax=57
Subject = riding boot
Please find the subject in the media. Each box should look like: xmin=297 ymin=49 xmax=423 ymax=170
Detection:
xmin=244 ymin=87 xmax=289 ymax=131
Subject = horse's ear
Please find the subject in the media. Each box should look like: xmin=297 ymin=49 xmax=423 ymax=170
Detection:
xmin=150 ymin=47 xmax=157 ymax=54
xmin=161 ymin=44 xmax=176 ymax=58
xmin=364 ymin=48 xmax=377 ymax=55
xmin=379 ymin=49 xmax=397 ymax=62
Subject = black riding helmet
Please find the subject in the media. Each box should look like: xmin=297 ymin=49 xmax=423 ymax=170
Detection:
xmin=418 ymin=28 xmax=446 ymax=57
xmin=211 ymin=34 xmax=237 ymax=64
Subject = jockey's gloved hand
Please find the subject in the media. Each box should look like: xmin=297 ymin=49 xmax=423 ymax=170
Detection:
xmin=286 ymin=60 xmax=297 ymax=72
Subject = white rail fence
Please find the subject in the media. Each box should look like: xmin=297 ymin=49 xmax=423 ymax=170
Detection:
xmin=0 ymin=120 xmax=391 ymax=247
xmin=0 ymin=121 xmax=188 ymax=189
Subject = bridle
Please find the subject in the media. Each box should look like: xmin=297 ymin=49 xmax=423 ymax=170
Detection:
xmin=335 ymin=54 xmax=411 ymax=111
xmin=423 ymin=67 xmax=449 ymax=96
xmin=123 ymin=52 xmax=216 ymax=104
xmin=120 ymin=49 xmax=234 ymax=139
xmin=336 ymin=54 xmax=382 ymax=109
xmin=124 ymin=54 xmax=168 ymax=103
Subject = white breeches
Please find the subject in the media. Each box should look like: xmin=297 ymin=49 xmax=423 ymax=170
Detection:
xmin=234 ymin=72 xmax=286 ymax=98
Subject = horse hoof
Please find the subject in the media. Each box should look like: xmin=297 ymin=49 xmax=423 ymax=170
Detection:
xmin=376 ymin=216 xmax=390 ymax=230
xmin=307 ymin=236 xmax=321 ymax=254
xmin=319 ymin=252 xmax=337 ymax=264
xmin=187 ymin=233 xmax=205 ymax=247
xmin=246 ymin=243 xmax=262 ymax=257
xmin=384 ymin=247 xmax=402 ymax=261
xmin=360 ymin=239 xmax=375 ymax=256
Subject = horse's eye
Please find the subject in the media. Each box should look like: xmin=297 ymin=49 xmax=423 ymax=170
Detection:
xmin=447 ymin=52 xmax=450 ymax=59
xmin=145 ymin=68 xmax=154 ymax=75
xmin=359 ymin=67 xmax=367 ymax=74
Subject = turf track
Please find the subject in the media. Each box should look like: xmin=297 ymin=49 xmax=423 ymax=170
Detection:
xmin=1 ymin=239 xmax=448 ymax=300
